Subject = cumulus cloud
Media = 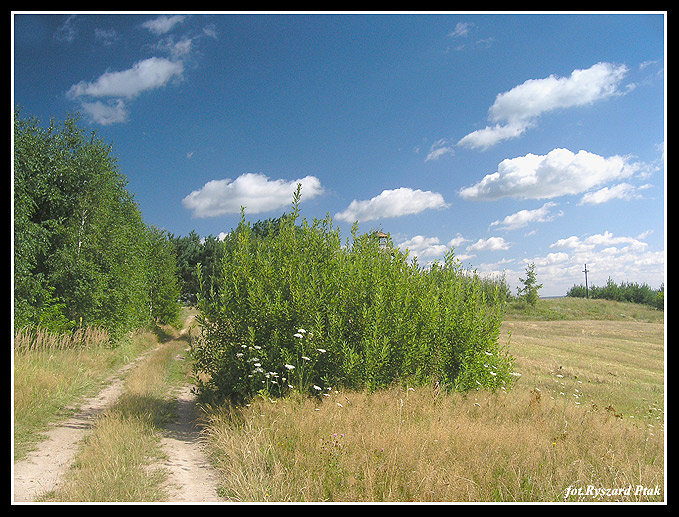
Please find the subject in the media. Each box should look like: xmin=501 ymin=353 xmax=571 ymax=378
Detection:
xmin=550 ymin=230 xmax=648 ymax=253
xmin=398 ymin=233 xmax=472 ymax=263
xmin=68 ymin=57 xmax=184 ymax=100
xmin=335 ymin=187 xmax=448 ymax=223
xmin=458 ymin=62 xmax=629 ymax=149
xmin=458 ymin=148 xmax=639 ymax=201
xmin=466 ymin=237 xmax=511 ymax=252
xmin=577 ymin=182 xmax=646 ymax=205
xmin=182 ymin=173 xmax=324 ymax=218
xmin=67 ymin=56 xmax=185 ymax=124
xmin=398 ymin=235 xmax=449 ymax=261
xmin=490 ymin=202 xmax=560 ymax=231
xmin=79 ymin=99 xmax=129 ymax=126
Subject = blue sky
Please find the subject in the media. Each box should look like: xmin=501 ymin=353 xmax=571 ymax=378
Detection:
xmin=13 ymin=12 xmax=665 ymax=296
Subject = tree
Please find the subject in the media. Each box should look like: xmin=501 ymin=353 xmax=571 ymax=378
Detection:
xmin=13 ymin=109 xmax=181 ymax=335
xmin=147 ymin=226 xmax=181 ymax=324
xmin=517 ymin=262 xmax=543 ymax=306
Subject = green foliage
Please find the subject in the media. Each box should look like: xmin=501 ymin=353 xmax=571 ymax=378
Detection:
xmin=567 ymin=278 xmax=664 ymax=310
xmin=13 ymin=109 xmax=180 ymax=335
xmin=193 ymin=186 xmax=515 ymax=403
xmin=516 ymin=262 xmax=542 ymax=307
xmin=146 ymin=226 xmax=182 ymax=325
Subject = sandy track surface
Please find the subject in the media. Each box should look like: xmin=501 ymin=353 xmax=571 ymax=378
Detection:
xmin=159 ymin=384 xmax=223 ymax=502
xmin=13 ymin=337 xmax=223 ymax=503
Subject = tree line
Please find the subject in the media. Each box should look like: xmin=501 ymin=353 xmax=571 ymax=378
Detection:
xmin=567 ymin=277 xmax=664 ymax=310
xmin=14 ymin=110 xmax=181 ymax=336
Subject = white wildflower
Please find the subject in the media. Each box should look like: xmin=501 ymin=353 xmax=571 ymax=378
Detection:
xmin=313 ymin=385 xmax=322 ymax=390
xmin=302 ymin=356 xmax=310 ymax=361
xmin=294 ymin=333 xmax=303 ymax=339
xmin=284 ymin=364 xmax=295 ymax=370
xmin=317 ymin=348 xmax=326 ymax=353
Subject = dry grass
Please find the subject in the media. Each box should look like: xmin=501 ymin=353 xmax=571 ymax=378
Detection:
xmin=13 ymin=330 xmax=150 ymax=460
xmin=201 ymin=305 xmax=665 ymax=502
xmin=14 ymin=326 xmax=111 ymax=353
xmin=203 ymin=385 xmax=663 ymax=502
xmin=39 ymin=325 xmax=191 ymax=502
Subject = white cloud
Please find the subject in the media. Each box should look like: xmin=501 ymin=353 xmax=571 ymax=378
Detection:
xmin=449 ymin=22 xmax=473 ymax=38
xmin=577 ymin=182 xmax=642 ymax=205
xmin=466 ymin=237 xmax=511 ymax=252
xmin=335 ymin=187 xmax=448 ymax=223
xmin=54 ymin=15 xmax=78 ymax=43
xmin=550 ymin=231 xmax=648 ymax=254
xmin=67 ymin=57 xmax=184 ymax=100
xmin=458 ymin=62 xmax=629 ymax=149
xmin=425 ymin=139 xmax=455 ymax=161
xmin=458 ymin=148 xmax=639 ymax=201
xmin=457 ymin=122 xmax=530 ymax=150
xmin=79 ymin=99 xmax=129 ymax=125
xmin=182 ymin=173 xmax=324 ymax=218
xmin=490 ymin=202 xmax=560 ymax=231
xmin=141 ymin=15 xmax=187 ymax=35
xmin=397 ymin=235 xmax=449 ymax=261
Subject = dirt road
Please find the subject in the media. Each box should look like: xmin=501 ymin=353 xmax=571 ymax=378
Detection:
xmin=13 ymin=331 xmax=223 ymax=503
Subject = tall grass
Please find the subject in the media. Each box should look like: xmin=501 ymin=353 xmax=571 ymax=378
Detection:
xmin=193 ymin=186 xmax=513 ymax=403
xmin=203 ymin=385 xmax=663 ymax=502
xmin=14 ymin=325 xmax=111 ymax=353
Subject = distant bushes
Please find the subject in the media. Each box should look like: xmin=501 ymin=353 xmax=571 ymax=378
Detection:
xmin=567 ymin=277 xmax=664 ymax=310
xmin=192 ymin=187 xmax=515 ymax=403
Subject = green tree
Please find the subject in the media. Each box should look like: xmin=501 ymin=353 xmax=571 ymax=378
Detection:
xmin=13 ymin=109 xmax=178 ymax=335
xmin=517 ymin=262 xmax=542 ymax=306
xmin=147 ymin=226 xmax=181 ymax=324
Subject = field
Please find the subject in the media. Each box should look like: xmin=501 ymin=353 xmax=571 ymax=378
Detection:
xmin=13 ymin=298 xmax=665 ymax=502
xmin=199 ymin=298 xmax=665 ymax=502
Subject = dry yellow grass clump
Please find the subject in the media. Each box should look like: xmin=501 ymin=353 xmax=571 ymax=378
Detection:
xmin=203 ymin=384 xmax=663 ymax=502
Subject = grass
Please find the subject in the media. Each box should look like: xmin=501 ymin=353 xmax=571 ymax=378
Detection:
xmin=37 ymin=320 xmax=194 ymax=502
xmin=505 ymin=296 xmax=664 ymax=323
xmin=13 ymin=328 xmax=153 ymax=460
xmin=14 ymin=300 xmax=665 ymax=502
xmin=200 ymin=298 xmax=665 ymax=502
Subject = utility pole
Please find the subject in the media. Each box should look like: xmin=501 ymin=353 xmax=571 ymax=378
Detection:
xmin=582 ymin=264 xmax=590 ymax=299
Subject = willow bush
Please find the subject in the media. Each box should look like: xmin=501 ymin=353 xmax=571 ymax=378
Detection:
xmin=193 ymin=186 xmax=515 ymax=403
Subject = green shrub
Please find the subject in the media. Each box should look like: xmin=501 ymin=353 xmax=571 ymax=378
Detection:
xmin=192 ymin=186 xmax=515 ymax=403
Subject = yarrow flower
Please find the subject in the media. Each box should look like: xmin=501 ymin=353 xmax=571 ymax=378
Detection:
xmin=284 ymin=364 xmax=295 ymax=370
xmin=317 ymin=348 xmax=326 ymax=353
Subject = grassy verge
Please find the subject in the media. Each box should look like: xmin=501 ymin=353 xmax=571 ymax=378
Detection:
xmin=13 ymin=329 xmax=154 ymax=461
xmin=200 ymin=298 xmax=664 ymax=502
